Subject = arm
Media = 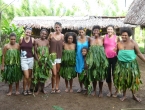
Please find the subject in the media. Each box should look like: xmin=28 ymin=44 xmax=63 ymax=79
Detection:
xmin=1 ymin=45 xmax=7 ymax=70
xmin=134 ymin=41 xmax=145 ymax=62
xmin=48 ymin=32 xmax=53 ymax=41
xmin=34 ymin=39 xmax=39 ymax=61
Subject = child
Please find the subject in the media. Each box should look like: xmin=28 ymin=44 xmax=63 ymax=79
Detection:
xmin=87 ymin=25 xmax=108 ymax=97
xmin=34 ymin=29 xmax=52 ymax=95
xmin=59 ymin=32 xmax=77 ymax=93
xmin=114 ymin=27 xmax=145 ymax=102
xmin=79 ymin=47 xmax=91 ymax=95
xmin=1 ymin=33 xmax=22 ymax=96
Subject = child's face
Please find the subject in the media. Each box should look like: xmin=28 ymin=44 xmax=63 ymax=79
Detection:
xmin=10 ymin=36 xmax=16 ymax=45
xmin=93 ymin=29 xmax=100 ymax=36
xmin=82 ymin=49 xmax=87 ymax=56
xmin=68 ymin=36 xmax=73 ymax=43
xmin=40 ymin=31 xmax=47 ymax=40
xmin=79 ymin=30 xmax=85 ymax=36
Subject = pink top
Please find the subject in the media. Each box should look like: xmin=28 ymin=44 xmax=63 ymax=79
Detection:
xmin=104 ymin=34 xmax=117 ymax=58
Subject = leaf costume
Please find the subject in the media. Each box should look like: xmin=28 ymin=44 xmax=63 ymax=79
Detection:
xmin=59 ymin=50 xmax=77 ymax=80
xmin=86 ymin=45 xmax=108 ymax=81
xmin=114 ymin=50 xmax=142 ymax=92
xmin=33 ymin=46 xmax=52 ymax=85
xmin=2 ymin=49 xmax=22 ymax=84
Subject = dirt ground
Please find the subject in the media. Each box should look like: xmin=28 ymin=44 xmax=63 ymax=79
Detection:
xmin=0 ymin=57 xmax=145 ymax=110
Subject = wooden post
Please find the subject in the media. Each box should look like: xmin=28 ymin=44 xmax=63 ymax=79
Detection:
xmin=132 ymin=28 xmax=135 ymax=40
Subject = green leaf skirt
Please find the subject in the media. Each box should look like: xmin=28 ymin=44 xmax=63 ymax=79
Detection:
xmin=59 ymin=50 xmax=76 ymax=80
xmin=114 ymin=59 xmax=142 ymax=92
xmin=86 ymin=45 xmax=108 ymax=81
xmin=2 ymin=65 xmax=22 ymax=84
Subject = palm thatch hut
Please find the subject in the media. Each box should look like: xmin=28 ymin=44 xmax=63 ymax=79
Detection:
xmin=12 ymin=16 xmax=135 ymax=37
xmin=124 ymin=0 xmax=145 ymax=28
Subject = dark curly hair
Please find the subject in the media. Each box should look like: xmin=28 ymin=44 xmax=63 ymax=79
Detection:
xmin=92 ymin=25 xmax=101 ymax=34
xmin=81 ymin=47 xmax=88 ymax=52
xmin=40 ymin=28 xmax=48 ymax=34
xmin=64 ymin=32 xmax=77 ymax=44
xmin=120 ymin=27 xmax=133 ymax=37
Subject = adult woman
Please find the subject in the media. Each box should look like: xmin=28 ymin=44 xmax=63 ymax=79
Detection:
xmin=103 ymin=25 xmax=119 ymax=97
xmin=76 ymin=27 xmax=89 ymax=93
xmin=48 ymin=22 xmax=64 ymax=93
xmin=19 ymin=27 xmax=35 ymax=95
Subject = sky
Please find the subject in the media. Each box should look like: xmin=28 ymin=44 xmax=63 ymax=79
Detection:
xmin=4 ymin=0 xmax=134 ymax=16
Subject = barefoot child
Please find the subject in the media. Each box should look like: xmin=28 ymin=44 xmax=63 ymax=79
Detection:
xmin=79 ymin=47 xmax=90 ymax=95
xmin=59 ymin=32 xmax=77 ymax=93
xmin=114 ymin=27 xmax=145 ymax=102
xmin=34 ymin=29 xmax=52 ymax=95
xmin=88 ymin=25 xmax=108 ymax=97
xmin=1 ymin=33 xmax=22 ymax=96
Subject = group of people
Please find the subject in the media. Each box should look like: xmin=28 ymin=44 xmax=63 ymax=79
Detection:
xmin=1 ymin=22 xmax=145 ymax=102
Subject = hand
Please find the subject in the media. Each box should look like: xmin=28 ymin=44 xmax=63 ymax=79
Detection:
xmin=1 ymin=66 xmax=4 ymax=71
xmin=113 ymin=47 xmax=117 ymax=52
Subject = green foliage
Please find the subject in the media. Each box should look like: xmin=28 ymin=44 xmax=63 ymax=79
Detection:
xmin=114 ymin=60 xmax=142 ymax=93
xmin=33 ymin=46 xmax=52 ymax=85
xmin=0 ymin=48 xmax=2 ymax=64
xmin=1 ymin=19 xmax=24 ymax=46
xmin=1 ymin=50 xmax=22 ymax=84
xmin=53 ymin=106 xmax=64 ymax=110
xmin=59 ymin=50 xmax=76 ymax=80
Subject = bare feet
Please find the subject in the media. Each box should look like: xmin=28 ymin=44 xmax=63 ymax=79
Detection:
xmin=98 ymin=92 xmax=103 ymax=97
xmin=83 ymin=91 xmax=88 ymax=95
xmin=77 ymin=88 xmax=82 ymax=93
xmin=91 ymin=91 xmax=96 ymax=96
xmin=69 ymin=89 xmax=73 ymax=93
xmin=120 ymin=96 xmax=127 ymax=101
xmin=107 ymin=92 xmax=112 ymax=97
xmin=7 ymin=92 xmax=12 ymax=96
xmin=65 ymin=88 xmax=69 ymax=93
xmin=112 ymin=91 xmax=118 ymax=98
xmin=15 ymin=91 xmax=20 ymax=95
xmin=133 ymin=95 xmax=142 ymax=102
xmin=35 ymin=91 xmax=40 ymax=95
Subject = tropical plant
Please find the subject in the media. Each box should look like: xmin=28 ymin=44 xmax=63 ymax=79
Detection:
xmin=1 ymin=19 xmax=24 ymax=46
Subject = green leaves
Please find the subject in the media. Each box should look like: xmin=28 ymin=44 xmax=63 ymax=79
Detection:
xmin=59 ymin=50 xmax=76 ymax=80
xmin=33 ymin=46 xmax=52 ymax=86
xmin=114 ymin=60 xmax=142 ymax=93
xmin=1 ymin=50 xmax=22 ymax=84
xmin=86 ymin=46 xmax=108 ymax=81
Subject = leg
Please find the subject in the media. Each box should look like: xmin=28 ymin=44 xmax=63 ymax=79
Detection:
xmin=91 ymin=81 xmax=97 ymax=96
xmin=65 ymin=79 xmax=69 ymax=92
xmin=23 ymin=70 xmax=29 ymax=95
xmin=51 ymin=64 xmax=57 ymax=93
xmin=55 ymin=63 xmax=61 ymax=93
xmin=40 ymin=83 xmax=47 ymax=94
xmin=77 ymin=74 xmax=83 ymax=93
xmin=27 ymin=69 xmax=32 ymax=95
xmin=132 ymin=90 xmax=142 ymax=102
xmin=112 ymin=56 xmax=118 ymax=97
xmin=98 ymin=81 xmax=103 ymax=97
xmin=120 ymin=90 xmax=127 ymax=101
xmin=69 ymin=79 xmax=73 ymax=93
xmin=35 ymin=81 xmax=41 ymax=95
xmin=106 ymin=58 xmax=112 ymax=97
xmin=7 ymin=84 xmax=12 ymax=96
xmin=15 ymin=82 xmax=20 ymax=95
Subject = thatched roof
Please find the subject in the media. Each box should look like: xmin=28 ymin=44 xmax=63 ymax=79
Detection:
xmin=12 ymin=16 xmax=135 ymax=30
xmin=124 ymin=0 xmax=145 ymax=26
